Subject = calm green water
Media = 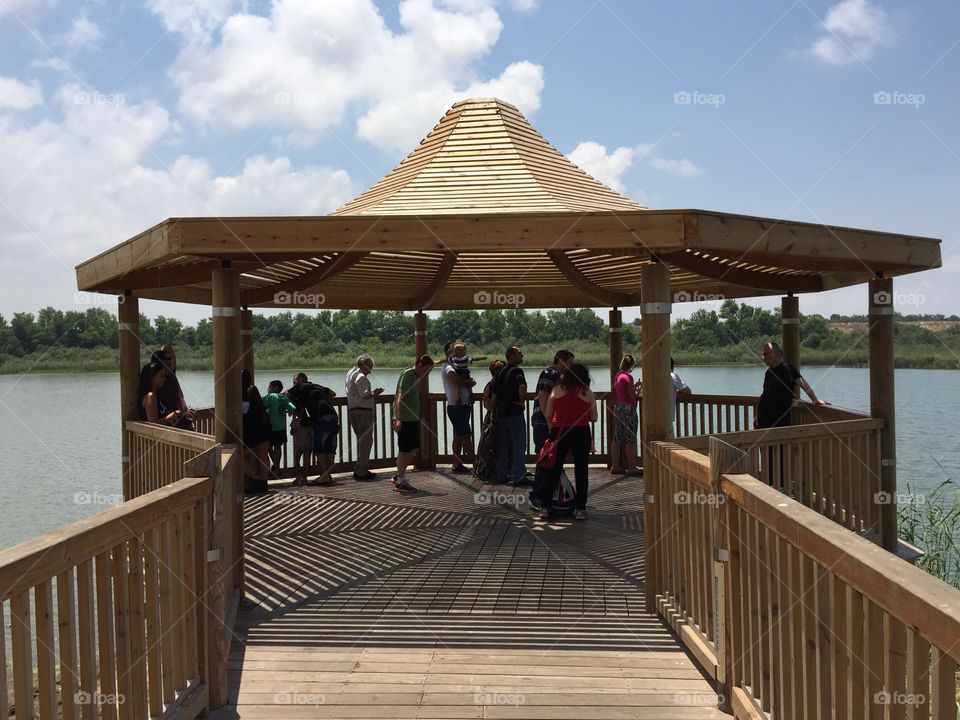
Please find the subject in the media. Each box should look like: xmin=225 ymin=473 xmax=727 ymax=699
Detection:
xmin=0 ymin=366 xmax=957 ymax=549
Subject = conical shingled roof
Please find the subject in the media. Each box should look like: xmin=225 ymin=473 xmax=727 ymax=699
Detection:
xmin=333 ymin=98 xmax=645 ymax=215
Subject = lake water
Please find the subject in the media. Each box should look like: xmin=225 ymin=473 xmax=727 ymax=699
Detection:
xmin=0 ymin=365 xmax=957 ymax=550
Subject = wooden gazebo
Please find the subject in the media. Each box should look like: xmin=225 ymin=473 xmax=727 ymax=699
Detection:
xmin=77 ymin=97 xmax=941 ymax=557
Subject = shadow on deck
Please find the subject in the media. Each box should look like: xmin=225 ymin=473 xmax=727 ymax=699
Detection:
xmin=213 ymin=470 xmax=724 ymax=719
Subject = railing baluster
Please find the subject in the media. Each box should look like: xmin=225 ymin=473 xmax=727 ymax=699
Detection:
xmin=143 ymin=526 xmax=163 ymax=717
xmin=905 ymin=628 xmax=929 ymax=719
xmin=56 ymin=569 xmax=79 ymax=720
xmin=34 ymin=580 xmax=56 ymax=720
xmin=158 ymin=519 xmax=175 ymax=705
xmin=111 ymin=543 xmax=133 ymax=720
xmin=847 ymin=586 xmax=865 ymax=718
xmin=865 ymin=600 xmax=883 ymax=719
xmin=931 ymin=647 xmax=957 ymax=719
xmin=76 ymin=560 xmax=96 ymax=720
xmin=11 ymin=590 xmax=34 ymax=720
xmin=95 ymin=551 xmax=118 ymax=720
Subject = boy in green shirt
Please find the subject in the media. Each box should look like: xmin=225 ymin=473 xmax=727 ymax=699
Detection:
xmin=392 ymin=355 xmax=435 ymax=492
xmin=263 ymin=380 xmax=298 ymax=476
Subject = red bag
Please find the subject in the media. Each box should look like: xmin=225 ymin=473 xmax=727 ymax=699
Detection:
xmin=538 ymin=436 xmax=558 ymax=470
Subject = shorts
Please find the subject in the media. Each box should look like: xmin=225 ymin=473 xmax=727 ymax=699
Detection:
xmin=397 ymin=420 xmax=421 ymax=453
xmin=446 ymin=404 xmax=472 ymax=438
xmin=270 ymin=429 xmax=286 ymax=447
xmin=313 ymin=414 xmax=339 ymax=455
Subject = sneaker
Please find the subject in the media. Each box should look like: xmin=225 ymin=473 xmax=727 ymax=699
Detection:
xmin=394 ymin=479 xmax=418 ymax=493
xmin=538 ymin=508 xmax=551 ymax=520
xmin=390 ymin=474 xmax=398 ymax=485
xmin=529 ymin=497 xmax=542 ymax=511
xmin=575 ymin=509 xmax=588 ymax=521
xmin=354 ymin=471 xmax=378 ymax=481
xmin=511 ymin=477 xmax=533 ymax=487
xmin=450 ymin=466 xmax=471 ymax=475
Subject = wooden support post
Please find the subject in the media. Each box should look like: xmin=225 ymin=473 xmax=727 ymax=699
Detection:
xmin=781 ymin=294 xmax=800 ymax=372
xmin=641 ymin=260 xmax=671 ymax=613
xmin=414 ymin=311 xmax=433 ymax=470
xmin=608 ymin=308 xmax=624 ymax=466
xmin=240 ymin=308 xmax=254 ymax=386
xmin=118 ymin=294 xmax=140 ymax=500
xmin=868 ymin=276 xmax=897 ymax=552
xmin=212 ymin=266 xmax=243 ymax=603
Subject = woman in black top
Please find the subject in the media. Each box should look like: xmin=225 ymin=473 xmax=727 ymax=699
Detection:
xmin=242 ymin=370 xmax=271 ymax=493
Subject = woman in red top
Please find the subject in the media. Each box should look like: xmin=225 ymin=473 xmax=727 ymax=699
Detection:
xmin=539 ymin=363 xmax=598 ymax=520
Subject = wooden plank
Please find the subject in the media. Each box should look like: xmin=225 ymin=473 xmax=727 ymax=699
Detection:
xmin=158 ymin=519 xmax=176 ymax=706
xmin=143 ymin=527 xmax=163 ymax=717
xmin=95 ymin=552 xmax=118 ymax=720
xmin=11 ymin=591 xmax=34 ymax=720
xmin=865 ymin=601 xmax=883 ymax=720
xmin=56 ymin=570 xmax=79 ymax=720
xmin=730 ymin=686 xmax=765 ymax=720
xmin=34 ymin=580 xmax=57 ymax=720
xmin=930 ymin=647 xmax=956 ymax=720
xmin=111 ymin=544 xmax=133 ymax=720
xmin=847 ymin=587 xmax=865 ymax=719
xmin=0 ymin=600 xmax=7 ymax=720
xmin=76 ymin=560 xmax=97 ymax=720
xmin=905 ymin=628 xmax=929 ymax=720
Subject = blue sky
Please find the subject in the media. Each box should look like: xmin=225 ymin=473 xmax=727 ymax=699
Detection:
xmin=0 ymin=0 xmax=957 ymax=325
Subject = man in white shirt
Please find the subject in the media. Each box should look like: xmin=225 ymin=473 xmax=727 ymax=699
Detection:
xmin=440 ymin=341 xmax=476 ymax=474
xmin=345 ymin=355 xmax=383 ymax=480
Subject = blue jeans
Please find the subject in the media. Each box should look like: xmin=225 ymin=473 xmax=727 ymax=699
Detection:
xmin=497 ymin=414 xmax=527 ymax=482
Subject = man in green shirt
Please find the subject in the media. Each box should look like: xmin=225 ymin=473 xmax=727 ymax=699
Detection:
xmin=392 ymin=354 xmax=435 ymax=492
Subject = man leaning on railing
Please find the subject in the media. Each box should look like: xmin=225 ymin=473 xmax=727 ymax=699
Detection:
xmin=755 ymin=341 xmax=826 ymax=430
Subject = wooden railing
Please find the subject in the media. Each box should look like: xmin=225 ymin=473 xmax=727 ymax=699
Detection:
xmin=0 ymin=474 xmax=213 ymax=720
xmin=673 ymin=418 xmax=884 ymax=536
xmin=674 ymin=394 xmax=757 ymax=437
xmin=648 ymin=439 xmax=960 ymax=719
xmin=125 ymin=421 xmax=217 ymax=500
xmin=192 ymin=406 xmax=215 ymax=437
xmin=792 ymin=399 xmax=870 ymax=424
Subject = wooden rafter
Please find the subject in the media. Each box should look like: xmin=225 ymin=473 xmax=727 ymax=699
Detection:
xmin=242 ymin=252 xmax=367 ymax=306
xmin=407 ymin=253 xmax=457 ymax=310
xmin=662 ymin=251 xmax=823 ymax=293
xmin=548 ymin=250 xmax=636 ymax=307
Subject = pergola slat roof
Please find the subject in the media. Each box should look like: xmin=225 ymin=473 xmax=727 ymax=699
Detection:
xmin=76 ymin=98 xmax=941 ymax=309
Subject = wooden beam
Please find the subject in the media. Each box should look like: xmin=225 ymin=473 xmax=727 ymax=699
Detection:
xmin=118 ymin=296 xmax=140 ymax=500
xmin=549 ymin=250 xmax=636 ymax=306
xmin=76 ymin=221 xmax=178 ymax=291
xmin=407 ymin=252 xmax=457 ymax=310
xmin=174 ymin=212 xmax=686 ymax=255
xmin=242 ymin=252 xmax=367 ymax=306
xmin=692 ymin=213 xmax=941 ymax=272
xmin=869 ymin=277 xmax=897 ymax=552
xmin=95 ymin=262 xmax=220 ymax=293
xmin=662 ymin=250 xmax=823 ymax=293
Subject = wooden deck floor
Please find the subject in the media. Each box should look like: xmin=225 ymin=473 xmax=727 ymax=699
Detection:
xmin=212 ymin=470 xmax=724 ymax=719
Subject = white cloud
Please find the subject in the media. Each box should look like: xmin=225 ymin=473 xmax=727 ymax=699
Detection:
xmin=159 ymin=0 xmax=544 ymax=154
xmin=0 ymin=77 xmax=43 ymax=110
xmin=0 ymin=0 xmax=55 ymax=19
xmin=649 ymin=156 xmax=704 ymax=177
xmin=59 ymin=15 xmax=104 ymax=54
xmin=568 ymin=140 xmax=703 ymax=194
xmin=0 ymin=84 xmax=356 ymax=313
xmin=147 ymin=0 xmax=235 ymax=43
xmin=509 ymin=0 xmax=540 ymax=11
xmin=808 ymin=0 xmax=894 ymax=65
xmin=568 ymin=141 xmax=636 ymax=193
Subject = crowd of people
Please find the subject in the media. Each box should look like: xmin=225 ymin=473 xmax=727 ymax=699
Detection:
xmin=135 ymin=338 xmax=825 ymax=513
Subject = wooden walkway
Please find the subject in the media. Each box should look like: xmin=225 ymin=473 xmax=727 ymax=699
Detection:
xmin=212 ymin=470 xmax=724 ymax=719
